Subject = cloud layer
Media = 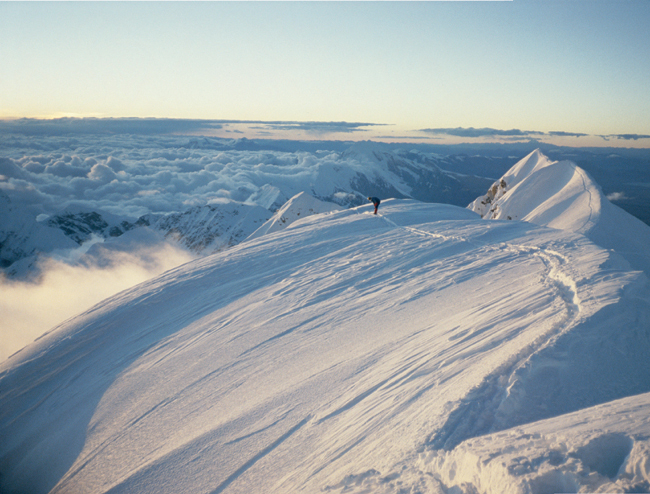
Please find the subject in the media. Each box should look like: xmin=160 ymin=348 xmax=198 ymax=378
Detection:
xmin=420 ymin=127 xmax=650 ymax=142
xmin=0 ymin=240 xmax=194 ymax=362
xmin=2 ymin=119 xmax=648 ymax=145
xmin=0 ymin=133 xmax=347 ymax=218
xmin=0 ymin=118 xmax=383 ymax=137
xmin=420 ymin=127 xmax=544 ymax=138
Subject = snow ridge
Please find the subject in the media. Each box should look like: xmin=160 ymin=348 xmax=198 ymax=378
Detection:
xmin=379 ymin=209 xmax=583 ymax=451
xmin=2 ymin=197 xmax=650 ymax=494
xmin=248 ymin=191 xmax=343 ymax=241
xmin=469 ymin=148 xmax=650 ymax=275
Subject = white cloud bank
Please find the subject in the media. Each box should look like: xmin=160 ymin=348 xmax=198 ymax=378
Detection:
xmin=0 ymin=134 xmax=359 ymax=219
xmin=0 ymin=240 xmax=195 ymax=362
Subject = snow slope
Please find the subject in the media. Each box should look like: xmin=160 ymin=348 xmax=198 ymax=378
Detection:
xmin=247 ymin=191 xmax=343 ymax=240
xmin=469 ymin=149 xmax=650 ymax=275
xmin=427 ymin=393 xmax=650 ymax=494
xmin=1 ymin=200 xmax=650 ymax=494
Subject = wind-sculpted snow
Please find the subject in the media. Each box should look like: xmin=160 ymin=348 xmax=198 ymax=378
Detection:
xmin=2 ymin=200 xmax=650 ymax=494
xmin=422 ymin=393 xmax=650 ymax=494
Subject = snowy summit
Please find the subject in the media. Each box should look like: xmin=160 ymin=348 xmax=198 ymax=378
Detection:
xmin=2 ymin=151 xmax=650 ymax=494
xmin=469 ymin=149 xmax=650 ymax=275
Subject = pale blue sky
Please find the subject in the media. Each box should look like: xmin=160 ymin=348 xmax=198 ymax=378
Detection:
xmin=1 ymin=1 xmax=649 ymax=146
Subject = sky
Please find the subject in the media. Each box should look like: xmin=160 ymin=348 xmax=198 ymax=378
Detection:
xmin=1 ymin=0 xmax=650 ymax=147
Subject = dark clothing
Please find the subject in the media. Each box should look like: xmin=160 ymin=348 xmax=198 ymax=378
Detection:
xmin=368 ymin=197 xmax=381 ymax=214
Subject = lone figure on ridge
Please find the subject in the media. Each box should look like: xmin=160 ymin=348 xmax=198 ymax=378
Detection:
xmin=368 ymin=197 xmax=381 ymax=215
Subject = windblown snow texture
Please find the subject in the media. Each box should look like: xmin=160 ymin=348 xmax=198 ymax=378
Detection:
xmin=1 ymin=151 xmax=650 ymax=494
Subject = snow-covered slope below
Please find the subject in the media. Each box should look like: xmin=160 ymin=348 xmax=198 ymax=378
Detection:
xmin=247 ymin=191 xmax=343 ymax=240
xmin=469 ymin=149 xmax=650 ymax=275
xmin=1 ymin=199 xmax=649 ymax=494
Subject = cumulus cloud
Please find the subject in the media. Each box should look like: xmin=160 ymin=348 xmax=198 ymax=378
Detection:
xmin=0 ymin=157 xmax=31 ymax=179
xmin=46 ymin=160 xmax=87 ymax=178
xmin=88 ymin=163 xmax=119 ymax=182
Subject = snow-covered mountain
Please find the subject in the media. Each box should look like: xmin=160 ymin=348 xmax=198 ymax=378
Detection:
xmin=45 ymin=207 xmax=141 ymax=245
xmin=0 ymin=191 xmax=78 ymax=278
xmin=2 ymin=161 xmax=650 ymax=494
xmin=244 ymin=184 xmax=289 ymax=212
xmin=338 ymin=141 xmax=491 ymax=208
xmin=0 ymin=198 xmax=152 ymax=279
xmin=469 ymin=149 xmax=650 ymax=275
xmin=1 ymin=202 xmax=272 ymax=278
xmin=142 ymin=201 xmax=273 ymax=253
xmin=247 ymin=191 xmax=343 ymax=240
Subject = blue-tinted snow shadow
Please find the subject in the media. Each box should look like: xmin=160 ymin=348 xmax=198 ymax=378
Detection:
xmin=0 ymin=208 xmax=389 ymax=493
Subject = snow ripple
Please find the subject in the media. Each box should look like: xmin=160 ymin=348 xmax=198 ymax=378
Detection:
xmin=381 ymin=212 xmax=584 ymax=451
xmin=209 ymin=416 xmax=311 ymax=494
xmin=430 ymin=245 xmax=582 ymax=449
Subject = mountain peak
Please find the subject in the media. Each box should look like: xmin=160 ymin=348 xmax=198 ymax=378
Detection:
xmin=469 ymin=149 xmax=650 ymax=275
xmin=340 ymin=141 xmax=392 ymax=163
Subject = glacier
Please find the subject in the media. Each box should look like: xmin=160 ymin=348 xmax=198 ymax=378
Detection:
xmin=1 ymin=151 xmax=650 ymax=493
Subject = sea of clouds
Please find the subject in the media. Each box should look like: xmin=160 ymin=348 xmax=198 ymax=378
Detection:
xmin=0 ymin=134 xmax=360 ymax=219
